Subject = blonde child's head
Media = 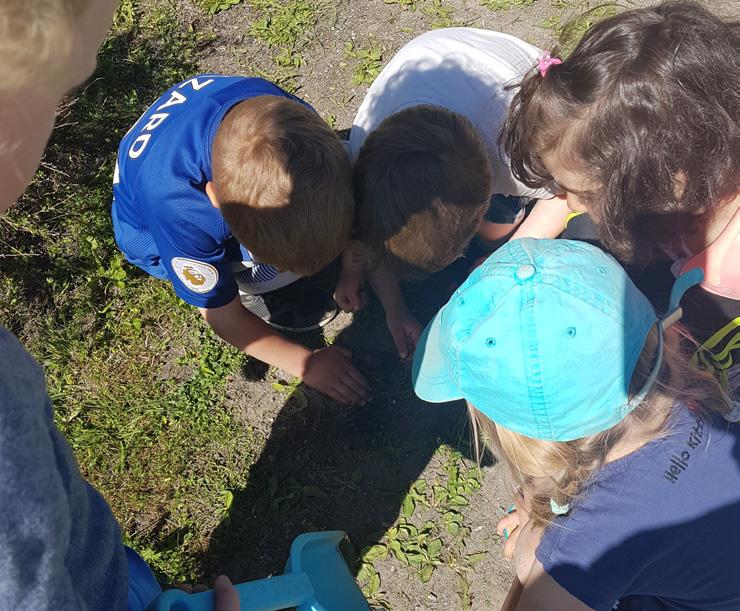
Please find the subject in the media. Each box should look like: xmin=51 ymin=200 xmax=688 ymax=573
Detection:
xmin=0 ymin=0 xmax=118 ymax=95
xmin=353 ymin=105 xmax=493 ymax=280
xmin=468 ymin=325 xmax=728 ymax=528
xmin=413 ymin=239 xmax=730 ymax=526
xmin=501 ymin=1 xmax=739 ymax=265
xmin=1 ymin=0 xmax=118 ymax=211
xmin=211 ymin=96 xmax=354 ymax=277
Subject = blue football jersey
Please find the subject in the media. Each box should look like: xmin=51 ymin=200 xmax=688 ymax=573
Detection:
xmin=111 ymin=75 xmax=312 ymax=308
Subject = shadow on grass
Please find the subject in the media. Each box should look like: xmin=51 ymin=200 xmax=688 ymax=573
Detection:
xmin=205 ymin=247 xmax=491 ymax=581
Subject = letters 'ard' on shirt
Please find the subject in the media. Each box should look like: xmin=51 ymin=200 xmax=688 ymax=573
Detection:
xmin=111 ymin=75 xmax=311 ymax=308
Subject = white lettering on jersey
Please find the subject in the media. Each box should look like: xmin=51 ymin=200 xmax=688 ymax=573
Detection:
xmin=157 ymin=90 xmax=187 ymax=111
xmin=171 ymin=258 xmax=219 ymax=293
xmin=129 ymin=134 xmax=151 ymax=159
xmin=179 ymin=77 xmax=215 ymax=91
xmin=126 ymin=77 xmax=217 ymax=159
xmin=143 ymin=112 xmax=170 ymax=131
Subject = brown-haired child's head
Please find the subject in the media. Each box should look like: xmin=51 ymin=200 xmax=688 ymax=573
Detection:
xmin=211 ymin=96 xmax=354 ymax=276
xmin=502 ymin=0 xmax=739 ymax=265
xmin=354 ymin=105 xmax=493 ymax=280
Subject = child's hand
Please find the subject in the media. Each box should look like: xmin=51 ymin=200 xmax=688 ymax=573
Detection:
xmin=497 ymin=493 xmax=542 ymax=584
xmin=496 ymin=493 xmax=531 ymax=561
xmin=334 ymin=268 xmax=367 ymax=312
xmin=172 ymin=575 xmax=240 ymax=610
xmin=386 ymin=308 xmax=422 ymax=361
xmin=302 ymin=345 xmax=372 ymax=405
xmin=214 ymin=575 xmax=240 ymax=611
xmin=335 ymin=241 xmax=370 ymax=312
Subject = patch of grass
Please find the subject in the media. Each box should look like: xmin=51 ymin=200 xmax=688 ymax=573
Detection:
xmin=345 ymin=42 xmax=384 ymax=86
xmin=384 ymin=0 xmax=460 ymax=28
xmin=0 ymin=0 xmax=255 ymax=584
xmin=383 ymin=0 xmax=421 ymax=8
xmin=542 ymin=0 xmax=617 ymax=54
xmin=482 ymin=0 xmax=537 ymax=11
xmin=423 ymin=0 xmax=461 ymax=29
xmin=248 ymin=0 xmax=319 ymax=88
xmin=200 ymin=0 xmax=244 ymax=14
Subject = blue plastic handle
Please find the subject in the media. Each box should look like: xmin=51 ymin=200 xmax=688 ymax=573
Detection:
xmin=147 ymin=573 xmax=315 ymax=611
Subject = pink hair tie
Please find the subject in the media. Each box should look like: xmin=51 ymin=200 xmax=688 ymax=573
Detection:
xmin=538 ymin=53 xmax=562 ymax=77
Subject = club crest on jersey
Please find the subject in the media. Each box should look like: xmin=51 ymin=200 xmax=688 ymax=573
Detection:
xmin=172 ymin=258 xmax=218 ymax=293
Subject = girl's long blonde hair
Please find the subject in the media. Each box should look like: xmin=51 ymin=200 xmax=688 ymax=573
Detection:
xmin=0 ymin=0 xmax=91 ymax=92
xmin=470 ymin=326 xmax=731 ymax=528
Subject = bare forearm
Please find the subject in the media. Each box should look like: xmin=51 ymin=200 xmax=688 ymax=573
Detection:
xmin=368 ymin=260 xmax=407 ymax=315
xmin=501 ymin=577 xmax=524 ymax=611
xmin=342 ymin=239 xmax=370 ymax=273
xmin=200 ymin=300 xmax=310 ymax=378
xmin=511 ymin=197 xmax=570 ymax=240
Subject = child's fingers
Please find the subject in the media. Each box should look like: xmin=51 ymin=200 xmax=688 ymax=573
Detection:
xmin=334 ymin=379 xmax=367 ymax=405
xmin=333 ymin=345 xmax=353 ymax=359
xmin=326 ymin=384 xmax=353 ymax=405
xmin=214 ymin=575 xmax=240 ymax=611
xmin=406 ymin=323 xmax=422 ymax=351
xmin=496 ymin=512 xmax=520 ymax=538
xmin=335 ymin=293 xmax=354 ymax=313
xmin=390 ymin=328 xmax=411 ymax=360
xmin=502 ymin=525 xmax=522 ymax=561
xmin=344 ymin=365 xmax=372 ymax=397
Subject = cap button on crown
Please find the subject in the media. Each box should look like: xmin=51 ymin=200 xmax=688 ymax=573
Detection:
xmin=515 ymin=264 xmax=536 ymax=281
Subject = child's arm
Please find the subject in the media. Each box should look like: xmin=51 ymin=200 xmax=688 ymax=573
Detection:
xmin=476 ymin=218 xmax=522 ymax=245
xmin=200 ymin=297 xmax=371 ymax=405
xmin=367 ymin=261 xmax=422 ymax=361
xmin=334 ymin=240 xmax=370 ymax=313
xmin=506 ymin=560 xmax=594 ymax=611
xmin=498 ymin=508 xmax=593 ymax=611
xmin=510 ymin=196 xmax=571 ymax=240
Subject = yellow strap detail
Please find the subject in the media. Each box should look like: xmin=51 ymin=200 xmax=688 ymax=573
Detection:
xmin=564 ymin=211 xmax=583 ymax=229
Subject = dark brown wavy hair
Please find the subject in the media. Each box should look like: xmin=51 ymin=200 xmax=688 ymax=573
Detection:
xmin=501 ymin=1 xmax=739 ymax=265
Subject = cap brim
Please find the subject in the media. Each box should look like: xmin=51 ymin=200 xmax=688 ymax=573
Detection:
xmin=412 ymin=312 xmax=463 ymax=404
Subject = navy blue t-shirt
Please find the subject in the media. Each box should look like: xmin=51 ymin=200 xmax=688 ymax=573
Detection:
xmin=536 ymin=404 xmax=740 ymax=610
xmin=111 ymin=75 xmax=311 ymax=308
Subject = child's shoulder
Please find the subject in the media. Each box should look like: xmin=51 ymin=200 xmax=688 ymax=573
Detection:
xmin=536 ymin=406 xmax=740 ymax=608
xmin=546 ymin=404 xmax=739 ymax=543
xmin=118 ymin=75 xmax=306 ymax=168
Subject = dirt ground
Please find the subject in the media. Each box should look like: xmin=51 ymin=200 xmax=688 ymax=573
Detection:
xmin=163 ymin=1 xmax=733 ymax=609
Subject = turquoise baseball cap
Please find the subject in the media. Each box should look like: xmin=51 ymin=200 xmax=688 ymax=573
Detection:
xmin=412 ymin=239 xmax=703 ymax=442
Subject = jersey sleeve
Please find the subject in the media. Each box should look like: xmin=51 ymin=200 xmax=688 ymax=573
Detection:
xmin=145 ymin=183 xmax=238 ymax=309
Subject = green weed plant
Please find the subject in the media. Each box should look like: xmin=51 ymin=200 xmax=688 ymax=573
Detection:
xmin=345 ymin=42 xmax=384 ymax=86
xmin=542 ymin=0 xmax=617 ymax=54
xmin=200 ymin=0 xmax=244 ymax=14
xmin=482 ymin=0 xmax=537 ymax=11
xmin=354 ymin=447 xmax=485 ymax=607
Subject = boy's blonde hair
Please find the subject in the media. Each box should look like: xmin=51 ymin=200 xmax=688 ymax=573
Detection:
xmin=354 ymin=105 xmax=493 ymax=280
xmin=212 ymin=96 xmax=354 ymax=276
xmin=0 ymin=0 xmax=90 ymax=92
xmin=470 ymin=326 xmax=731 ymax=528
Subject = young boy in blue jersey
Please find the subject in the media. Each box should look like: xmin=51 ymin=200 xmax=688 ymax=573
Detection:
xmin=112 ymin=75 xmax=370 ymax=405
